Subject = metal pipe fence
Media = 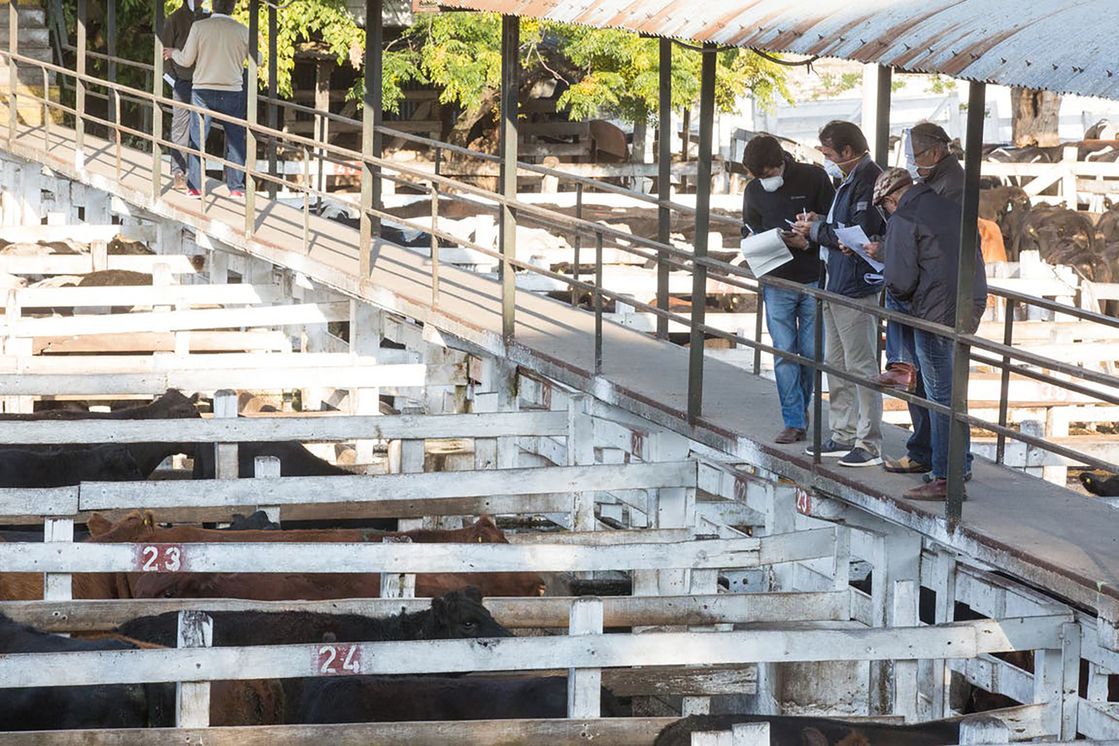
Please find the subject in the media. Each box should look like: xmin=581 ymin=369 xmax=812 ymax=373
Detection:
xmin=5 ymin=42 xmax=1119 ymax=523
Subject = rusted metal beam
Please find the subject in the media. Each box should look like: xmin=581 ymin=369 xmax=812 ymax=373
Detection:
xmin=656 ymin=37 xmax=671 ymax=340
xmin=686 ymin=42 xmax=716 ymax=422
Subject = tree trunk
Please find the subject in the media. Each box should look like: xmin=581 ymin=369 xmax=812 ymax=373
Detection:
xmin=1011 ymin=87 xmax=1061 ymax=147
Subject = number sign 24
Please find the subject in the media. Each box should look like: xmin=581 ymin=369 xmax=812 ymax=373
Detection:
xmin=135 ymin=544 xmax=185 ymax=572
xmin=316 ymin=643 xmax=363 ymax=675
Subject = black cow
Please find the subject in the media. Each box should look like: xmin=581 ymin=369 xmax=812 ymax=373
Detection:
xmin=0 ymin=444 xmax=144 ymax=487
xmin=654 ymin=714 xmax=961 ymax=746
xmin=191 ymin=440 xmax=355 ymax=479
xmin=0 ymin=389 xmax=199 ymax=421
xmin=115 ymin=587 xmax=511 ymax=647
xmin=1081 ymin=471 xmax=1119 ymax=496
xmin=295 ymin=675 xmax=629 ymax=724
xmin=0 ymin=613 xmax=173 ymax=730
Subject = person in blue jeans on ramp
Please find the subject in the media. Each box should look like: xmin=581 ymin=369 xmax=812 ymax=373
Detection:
xmin=740 ymin=135 xmax=835 ymax=444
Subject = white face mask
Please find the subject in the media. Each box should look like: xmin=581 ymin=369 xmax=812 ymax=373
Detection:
xmin=823 ymin=160 xmax=844 ymax=180
xmin=759 ymin=175 xmax=784 ymax=192
xmin=906 ymin=161 xmax=922 ymax=181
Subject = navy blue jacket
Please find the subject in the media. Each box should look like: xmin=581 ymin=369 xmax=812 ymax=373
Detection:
xmin=809 ymin=155 xmax=886 ymax=299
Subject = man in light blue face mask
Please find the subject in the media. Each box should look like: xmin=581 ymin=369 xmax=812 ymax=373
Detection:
xmin=741 ymin=135 xmax=835 ymax=445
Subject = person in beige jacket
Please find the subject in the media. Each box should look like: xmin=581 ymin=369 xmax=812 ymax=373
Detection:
xmin=163 ymin=0 xmax=253 ymax=196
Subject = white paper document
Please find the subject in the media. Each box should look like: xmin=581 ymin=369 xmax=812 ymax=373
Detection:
xmin=163 ymin=73 xmax=176 ymax=88
xmin=739 ymin=230 xmax=793 ymax=278
xmin=834 ymin=225 xmax=885 ymax=273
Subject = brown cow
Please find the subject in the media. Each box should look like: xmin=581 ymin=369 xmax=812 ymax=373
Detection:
xmin=86 ymin=511 xmax=547 ymax=600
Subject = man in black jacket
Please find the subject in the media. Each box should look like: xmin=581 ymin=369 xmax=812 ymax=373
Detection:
xmin=161 ymin=0 xmax=208 ymax=191
xmin=792 ymin=121 xmax=885 ymax=468
xmin=741 ymin=135 xmax=835 ymax=444
xmin=878 ymin=122 xmax=965 ymax=476
xmin=876 ymin=167 xmax=988 ymax=500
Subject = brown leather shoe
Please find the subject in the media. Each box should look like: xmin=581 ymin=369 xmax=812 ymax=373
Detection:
xmin=904 ymin=478 xmax=967 ymax=501
xmin=876 ymin=362 xmax=917 ymax=392
xmin=775 ymin=427 xmax=806 ymax=444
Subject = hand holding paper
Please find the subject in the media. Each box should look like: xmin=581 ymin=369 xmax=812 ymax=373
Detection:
xmin=739 ymin=229 xmax=793 ymax=278
xmin=833 ymin=225 xmax=885 ymax=273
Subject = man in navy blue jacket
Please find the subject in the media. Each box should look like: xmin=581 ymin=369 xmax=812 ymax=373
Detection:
xmin=792 ymin=121 xmax=885 ymax=468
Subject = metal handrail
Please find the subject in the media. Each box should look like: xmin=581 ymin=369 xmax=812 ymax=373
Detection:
xmin=10 ymin=45 xmax=1119 ymax=485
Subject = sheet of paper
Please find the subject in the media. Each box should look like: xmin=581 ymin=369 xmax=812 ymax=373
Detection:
xmin=834 ymin=225 xmax=885 ymax=272
xmin=163 ymin=73 xmax=176 ymax=88
xmin=739 ymin=229 xmax=793 ymax=278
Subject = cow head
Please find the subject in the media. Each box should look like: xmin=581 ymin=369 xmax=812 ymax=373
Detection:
xmin=426 ymin=587 xmax=513 ymax=639
xmin=87 ymin=510 xmax=159 ymax=542
xmin=466 ymin=515 xmax=507 ymax=544
xmin=151 ymin=389 xmax=202 ymax=419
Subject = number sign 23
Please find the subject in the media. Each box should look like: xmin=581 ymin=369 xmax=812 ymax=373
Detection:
xmin=135 ymin=544 xmax=185 ymax=572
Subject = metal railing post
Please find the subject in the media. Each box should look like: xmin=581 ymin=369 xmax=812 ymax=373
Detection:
xmin=498 ymin=14 xmax=518 ymax=344
xmin=6 ymin=0 xmax=14 ymax=144
xmin=106 ymin=0 xmax=116 ymax=124
xmin=812 ymin=296 xmax=824 ymax=465
xmin=151 ymin=0 xmax=163 ymax=198
xmin=302 ymin=147 xmax=310 ymax=248
xmin=753 ymin=283 xmax=764 ymax=375
xmin=594 ymin=230 xmax=603 ymax=374
xmin=244 ymin=0 xmax=259 ymax=234
xmin=946 ymin=81 xmax=986 ymax=527
xmin=995 ymin=298 xmax=1017 ymax=465
xmin=358 ymin=0 xmax=382 ymax=276
xmin=266 ymin=0 xmax=277 ymax=199
xmin=686 ymin=42 xmax=716 ymax=423
xmin=656 ymin=37 xmax=671 ymax=339
xmin=430 ymin=182 xmax=439 ymax=305
xmin=75 ymin=0 xmax=86 ymax=166
xmin=571 ymin=181 xmax=582 ymax=306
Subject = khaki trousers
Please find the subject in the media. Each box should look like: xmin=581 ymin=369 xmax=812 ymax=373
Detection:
xmin=823 ymin=293 xmax=883 ymax=454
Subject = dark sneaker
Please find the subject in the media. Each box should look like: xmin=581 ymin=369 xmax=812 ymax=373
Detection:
xmin=805 ymin=439 xmax=852 ymax=458
xmin=775 ymin=427 xmax=806 ymax=445
xmin=906 ymin=478 xmax=968 ymax=501
xmin=923 ymin=471 xmax=972 ymax=484
xmin=838 ymin=447 xmax=883 ymax=468
xmin=884 ymin=455 xmax=931 ymax=474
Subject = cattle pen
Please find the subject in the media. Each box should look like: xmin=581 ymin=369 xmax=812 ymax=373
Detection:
xmin=2 ymin=0 xmax=1119 ymax=744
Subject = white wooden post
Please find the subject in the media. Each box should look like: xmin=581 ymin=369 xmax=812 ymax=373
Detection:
xmin=176 ymin=611 xmax=213 ymax=727
xmin=380 ymin=535 xmax=415 ymax=598
xmin=393 ymin=436 xmax=427 ymax=531
xmin=43 ymin=518 xmax=74 ymax=602
xmin=253 ymin=455 xmax=282 ymax=524
xmin=892 ymin=579 xmax=919 ymax=722
xmin=958 ymin=716 xmax=1010 ymax=744
xmin=1062 ymin=145 xmax=1078 ymax=209
xmin=934 ymin=552 xmax=958 ymax=718
xmin=1042 ymin=408 xmax=1069 ymax=486
xmin=1035 ymin=621 xmax=1081 ymax=740
xmin=350 ymin=300 xmax=383 ymax=465
xmin=567 ymin=394 xmax=595 ymax=532
xmin=213 ymin=389 xmax=239 ymax=479
xmin=869 ymin=528 xmax=922 ymax=717
xmin=690 ymin=732 xmax=734 ymax=746
xmin=90 ymin=239 xmax=108 ymax=273
xmin=731 ymin=722 xmax=771 ymax=745
xmin=567 ymin=597 xmax=603 ymax=718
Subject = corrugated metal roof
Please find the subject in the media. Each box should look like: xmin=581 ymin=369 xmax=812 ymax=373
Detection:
xmin=432 ymin=0 xmax=1118 ymax=100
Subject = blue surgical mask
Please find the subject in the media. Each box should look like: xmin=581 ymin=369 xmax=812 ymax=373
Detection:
xmin=906 ymin=161 xmax=922 ymax=181
xmin=823 ymin=159 xmax=844 ymax=180
xmin=759 ymin=175 xmax=784 ymax=192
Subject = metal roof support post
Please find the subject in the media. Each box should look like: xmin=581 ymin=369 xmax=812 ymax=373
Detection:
xmin=862 ymin=63 xmax=892 ymax=165
xmin=151 ymin=0 xmax=163 ymax=199
xmin=244 ymin=0 xmax=259 ymax=235
xmin=686 ymin=42 xmax=716 ymax=423
xmin=75 ymin=0 xmax=86 ymax=169
xmin=499 ymin=14 xmax=518 ymax=344
xmin=6 ymin=0 xmax=16 ymax=145
xmin=267 ymin=1 xmax=277 ymax=199
xmin=359 ymin=0 xmax=383 ymax=277
xmin=656 ymin=37 xmax=671 ymax=340
xmin=946 ymin=81 xmax=985 ymax=528
xmin=106 ymin=0 xmax=116 ymax=124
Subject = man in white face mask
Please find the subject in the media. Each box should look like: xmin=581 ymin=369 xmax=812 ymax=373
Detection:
xmin=741 ymin=135 xmax=835 ymax=444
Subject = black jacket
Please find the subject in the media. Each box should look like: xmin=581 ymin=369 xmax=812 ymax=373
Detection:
xmin=921 ymin=155 xmax=965 ymax=204
xmin=884 ymin=184 xmax=988 ymax=332
xmin=162 ymin=1 xmax=209 ymax=81
xmin=809 ymin=155 xmax=886 ymax=298
xmin=741 ymin=154 xmax=835 ymax=284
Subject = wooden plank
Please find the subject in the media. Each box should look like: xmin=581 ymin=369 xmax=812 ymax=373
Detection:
xmin=0 ymin=351 xmax=419 ymax=374
xmin=33 ymin=330 xmax=292 ymax=354
xmin=0 ymin=410 xmax=569 ymax=445
xmin=0 ymin=591 xmax=851 ymax=632
xmin=75 ymin=462 xmax=698 ymax=512
xmin=0 ymin=223 xmax=156 ymax=244
xmin=0 ymin=254 xmax=198 ymax=275
xmin=602 ymin=665 xmax=757 ymax=697
xmin=0 ymin=486 xmax=78 ymax=516
xmin=0 ymin=301 xmax=349 ymax=337
xmin=13 ymin=283 xmax=284 ymax=307
xmin=0 ymin=622 xmax=1020 ymax=688
xmin=0 ymin=718 xmax=678 ymax=746
xmin=0 ymin=537 xmax=761 ymax=574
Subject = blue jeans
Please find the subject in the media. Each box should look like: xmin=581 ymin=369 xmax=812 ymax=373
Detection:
xmin=914 ymin=329 xmax=973 ymax=480
xmin=886 ymin=292 xmax=932 ymax=464
xmin=764 ymin=281 xmax=816 ymax=430
xmin=187 ymin=88 xmax=246 ymax=192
